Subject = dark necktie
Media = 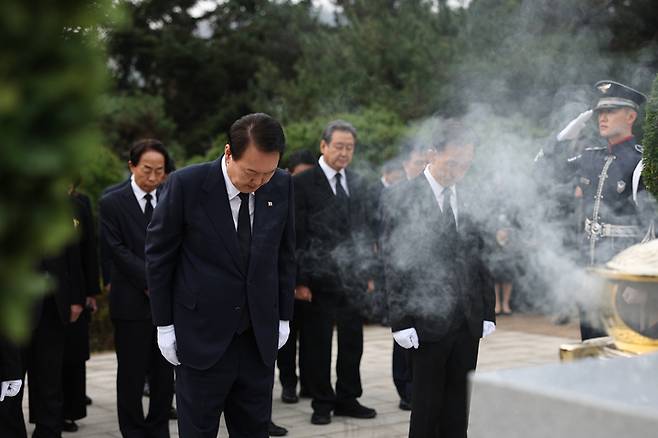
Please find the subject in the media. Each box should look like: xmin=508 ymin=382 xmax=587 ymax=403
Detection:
xmin=335 ymin=173 xmax=348 ymax=201
xmin=144 ymin=193 xmax=153 ymax=224
xmin=237 ymin=192 xmax=251 ymax=270
xmin=236 ymin=192 xmax=252 ymax=333
xmin=442 ymin=187 xmax=457 ymax=234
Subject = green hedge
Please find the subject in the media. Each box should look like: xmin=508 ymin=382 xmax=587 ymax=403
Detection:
xmin=284 ymin=106 xmax=408 ymax=172
xmin=0 ymin=1 xmax=116 ymax=341
xmin=643 ymin=74 xmax=658 ymax=197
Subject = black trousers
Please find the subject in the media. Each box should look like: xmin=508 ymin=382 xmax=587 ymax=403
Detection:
xmin=0 ymin=384 xmax=27 ymax=438
xmin=276 ymin=300 xmax=308 ymax=391
xmin=409 ymin=323 xmax=479 ymax=438
xmin=113 ymin=319 xmax=173 ymax=438
xmin=27 ymin=297 xmax=67 ymax=438
xmin=62 ymin=362 xmax=86 ymax=421
xmin=175 ymin=329 xmax=274 ymax=438
xmin=392 ymin=341 xmax=412 ymax=403
xmin=62 ymin=308 xmax=91 ymax=421
xmin=578 ymin=307 xmax=607 ymax=341
xmin=0 ymin=298 xmax=65 ymax=438
xmin=302 ymin=298 xmax=363 ymax=414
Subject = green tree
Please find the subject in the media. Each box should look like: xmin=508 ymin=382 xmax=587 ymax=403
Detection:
xmin=108 ymin=0 xmax=318 ymax=156
xmin=284 ymin=106 xmax=408 ymax=171
xmin=452 ymin=0 xmax=658 ymax=120
xmin=0 ymin=1 xmax=116 ymax=340
xmin=642 ymin=74 xmax=658 ymax=197
xmin=78 ymin=144 xmax=127 ymax=205
xmin=276 ymin=0 xmax=461 ymax=122
xmin=99 ymin=92 xmax=182 ymax=161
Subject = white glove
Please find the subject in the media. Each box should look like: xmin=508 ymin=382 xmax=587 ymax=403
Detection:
xmin=556 ymin=109 xmax=593 ymax=141
xmin=157 ymin=325 xmax=181 ymax=366
xmin=0 ymin=380 xmax=22 ymax=402
xmin=392 ymin=328 xmax=419 ymax=349
xmin=482 ymin=321 xmax=496 ymax=338
xmin=278 ymin=320 xmax=290 ymax=349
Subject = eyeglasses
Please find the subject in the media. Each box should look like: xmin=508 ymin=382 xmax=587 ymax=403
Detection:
xmin=329 ymin=142 xmax=355 ymax=152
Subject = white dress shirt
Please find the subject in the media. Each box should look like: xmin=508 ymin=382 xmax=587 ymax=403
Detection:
xmin=318 ymin=155 xmax=350 ymax=196
xmin=423 ymin=166 xmax=458 ymax=226
xmin=222 ymin=155 xmax=254 ymax=231
xmin=130 ymin=174 xmax=157 ymax=213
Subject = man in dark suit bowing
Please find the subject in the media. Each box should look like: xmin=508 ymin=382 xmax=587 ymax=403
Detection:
xmin=1 ymin=215 xmax=85 ymax=438
xmin=380 ymin=120 xmax=496 ymax=438
xmin=0 ymin=337 xmax=26 ymax=438
xmin=294 ymin=120 xmax=378 ymax=425
xmin=145 ymin=113 xmax=296 ymax=438
xmin=99 ymin=139 xmax=174 ymax=438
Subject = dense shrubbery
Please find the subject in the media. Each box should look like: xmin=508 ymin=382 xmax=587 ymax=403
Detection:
xmin=643 ymin=74 xmax=658 ymax=197
xmin=0 ymin=1 xmax=115 ymax=340
xmin=284 ymin=107 xmax=408 ymax=167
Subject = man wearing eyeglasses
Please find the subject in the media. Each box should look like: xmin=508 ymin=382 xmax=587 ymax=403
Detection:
xmin=293 ymin=120 xmax=378 ymax=426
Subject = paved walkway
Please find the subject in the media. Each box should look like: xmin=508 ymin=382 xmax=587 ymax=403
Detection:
xmin=23 ymin=314 xmax=579 ymax=437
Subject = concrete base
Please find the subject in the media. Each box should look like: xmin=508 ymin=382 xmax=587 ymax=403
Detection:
xmin=469 ymin=353 xmax=658 ymax=437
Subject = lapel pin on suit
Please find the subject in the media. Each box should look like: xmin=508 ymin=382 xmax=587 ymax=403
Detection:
xmin=267 ymin=201 xmax=273 ymax=207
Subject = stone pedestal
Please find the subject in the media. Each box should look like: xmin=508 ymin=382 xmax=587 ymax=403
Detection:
xmin=469 ymin=353 xmax=658 ymax=437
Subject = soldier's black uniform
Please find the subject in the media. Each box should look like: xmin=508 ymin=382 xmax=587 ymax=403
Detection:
xmin=567 ymin=137 xmax=644 ymax=265
xmin=544 ymin=80 xmax=648 ymax=340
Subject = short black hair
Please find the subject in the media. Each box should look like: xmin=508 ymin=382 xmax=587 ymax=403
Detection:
xmin=321 ymin=119 xmax=357 ymax=144
xmin=430 ymin=119 xmax=478 ymax=153
xmin=381 ymin=158 xmax=404 ymax=174
xmin=129 ymin=138 xmax=173 ymax=172
xmin=228 ymin=113 xmax=286 ymax=160
xmin=399 ymin=140 xmax=423 ymax=161
xmin=286 ymin=149 xmax=316 ymax=173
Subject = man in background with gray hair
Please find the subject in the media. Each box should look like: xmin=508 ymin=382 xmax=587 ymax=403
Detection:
xmin=293 ymin=120 xmax=378 ymax=426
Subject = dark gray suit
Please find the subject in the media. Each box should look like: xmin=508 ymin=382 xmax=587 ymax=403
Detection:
xmin=381 ymin=175 xmax=495 ymax=438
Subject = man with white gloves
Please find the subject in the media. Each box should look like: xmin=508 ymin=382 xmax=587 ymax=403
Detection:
xmin=0 ymin=380 xmax=21 ymax=402
xmin=1 ymin=338 xmax=26 ymax=438
xmin=540 ymin=80 xmax=648 ymax=340
xmin=0 ymin=340 xmax=22 ymax=403
xmin=146 ymin=113 xmax=296 ymax=438
xmin=381 ymin=120 xmax=496 ymax=438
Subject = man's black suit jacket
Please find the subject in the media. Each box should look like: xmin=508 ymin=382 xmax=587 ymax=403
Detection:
xmin=72 ymin=193 xmax=101 ymax=298
xmin=99 ymin=183 xmax=152 ymax=320
xmin=66 ymin=193 xmax=101 ymax=362
xmin=36 ymin=212 xmax=86 ymax=326
xmin=100 ymin=179 xmax=131 ymax=286
xmin=145 ymin=158 xmax=296 ymax=370
xmin=0 ymin=338 xmax=22 ymax=382
xmin=293 ymin=164 xmax=376 ymax=303
xmin=380 ymin=175 xmax=495 ymax=342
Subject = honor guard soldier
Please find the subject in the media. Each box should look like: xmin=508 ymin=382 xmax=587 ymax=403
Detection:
xmin=550 ymin=80 xmax=648 ymax=339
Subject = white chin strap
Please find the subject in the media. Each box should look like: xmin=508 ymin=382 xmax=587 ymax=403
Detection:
xmin=632 ymin=160 xmax=643 ymax=205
